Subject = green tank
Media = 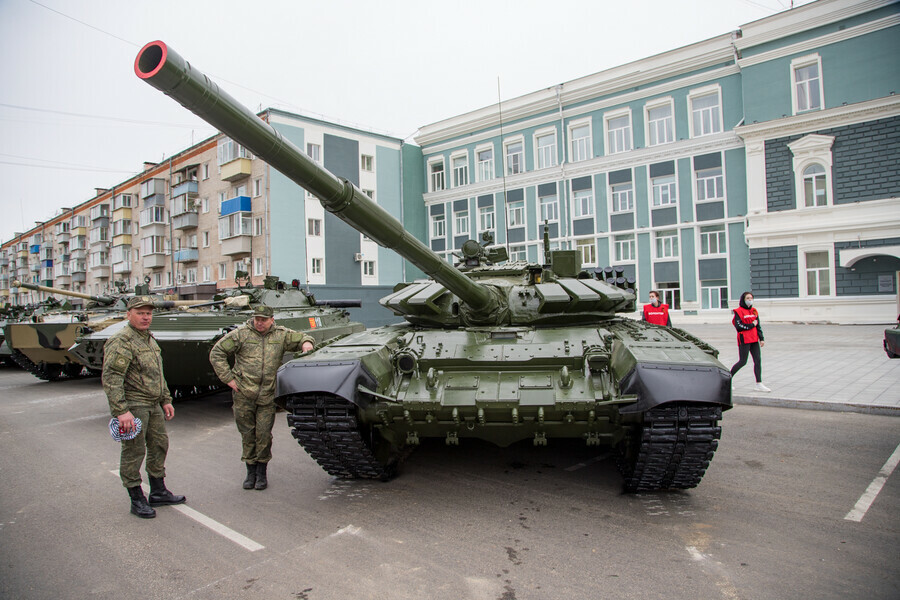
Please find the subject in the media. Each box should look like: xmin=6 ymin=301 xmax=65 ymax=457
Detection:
xmin=69 ymin=275 xmax=365 ymax=397
xmin=5 ymin=280 xmax=198 ymax=381
xmin=135 ymin=41 xmax=732 ymax=491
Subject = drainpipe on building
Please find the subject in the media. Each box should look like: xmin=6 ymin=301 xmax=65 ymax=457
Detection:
xmin=264 ymin=162 xmax=270 ymax=278
xmin=168 ymin=157 xmax=176 ymax=296
xmin=398 ymin=140 xmax=405 ymax=283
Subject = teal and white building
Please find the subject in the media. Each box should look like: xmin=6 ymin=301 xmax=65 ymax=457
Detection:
xmin=414 ymin=0 xmax=899 ymax=324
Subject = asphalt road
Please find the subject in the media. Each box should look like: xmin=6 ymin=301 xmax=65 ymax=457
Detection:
xmin=0 ymin=368 xmax=897 ymax=600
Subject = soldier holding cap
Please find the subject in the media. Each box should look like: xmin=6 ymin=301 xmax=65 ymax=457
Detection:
xmin=102 ymin=295 xmax=186 ymax=518
xmin=209 ymin=305 xmax=315 ymax=490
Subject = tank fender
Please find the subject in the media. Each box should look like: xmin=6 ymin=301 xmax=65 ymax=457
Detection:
xmin=276 ymin=359 xmax=376 ymax=409
xmin=617 ymin=363 xmax=732 ymax=414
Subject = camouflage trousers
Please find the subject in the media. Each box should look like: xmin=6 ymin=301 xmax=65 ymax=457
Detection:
xmin=119 ymin=403 xmax=169 ymax=488
xmin=232 ymin=391 xmax=276 ymax=465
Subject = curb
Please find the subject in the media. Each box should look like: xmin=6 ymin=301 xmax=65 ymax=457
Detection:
xmin=732 ymin=394 xmax=899 ymax=417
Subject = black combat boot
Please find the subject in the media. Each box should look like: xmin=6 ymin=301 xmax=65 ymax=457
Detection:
xmin=254 ymin=462 xmax=268 ymax=490
xmin=243 ymin=463 xmax=257 ymax=490
xmin=148 ymin=477 xmax=186 ymax=506
xmin=128 ymin=486 xmax=156 ymax=519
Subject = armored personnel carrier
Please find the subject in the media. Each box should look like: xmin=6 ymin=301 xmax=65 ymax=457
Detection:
xmin=69 ymin=275 xmax=364 ymax=397
xmin=135 ymin=41 xmax=732 ymax=490
xmin=5 ymin=280 xmax=197 ymax=381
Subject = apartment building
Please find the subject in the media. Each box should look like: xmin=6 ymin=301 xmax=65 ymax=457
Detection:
xmin=414 ymin=0 xmax=899 ymax=323
xmin=1 ymin=110 xmax=421 ymax=326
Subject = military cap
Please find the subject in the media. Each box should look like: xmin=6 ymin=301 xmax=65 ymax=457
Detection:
xmin=253 ymin=305 xmax=274 ymax=317
xmin=127 ymin=296 xmax=155 ymax=310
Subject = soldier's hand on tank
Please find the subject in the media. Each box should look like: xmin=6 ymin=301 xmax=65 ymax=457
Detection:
xmin=163 ymin=403 xmax=175 ymax=420
xmin=118 ymin=411 xmax=135 ymax=433
xmin=301 ymin=341 xmax=314 ymax=353
xmin=227 ymin=380 xmax=239 ymax=392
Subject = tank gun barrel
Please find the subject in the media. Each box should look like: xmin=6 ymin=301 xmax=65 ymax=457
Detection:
xmin=12 ymin=280 xmax=115 ymax=305
xmin=315 ymin=299 xmax=362 ymax=308
xmin=134 ymin=41 xmax=497 ymax=317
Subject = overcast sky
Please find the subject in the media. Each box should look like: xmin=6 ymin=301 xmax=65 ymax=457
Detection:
xmin=0 ymin=0 xmax=813 ymax=244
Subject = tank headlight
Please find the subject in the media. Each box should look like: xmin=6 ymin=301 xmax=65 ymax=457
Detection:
xmin=395 ymin=351 xmax=418 ymax=374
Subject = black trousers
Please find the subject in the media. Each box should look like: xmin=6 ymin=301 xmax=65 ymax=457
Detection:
xmin=731 ymin=341 xmax=762 ymax=382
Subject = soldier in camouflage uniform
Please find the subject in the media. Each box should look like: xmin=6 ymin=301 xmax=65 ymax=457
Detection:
xmin=102 ymin=296 xmax=186 ymax=518
xmin=209 ymin=305 xmax=314 ymax=490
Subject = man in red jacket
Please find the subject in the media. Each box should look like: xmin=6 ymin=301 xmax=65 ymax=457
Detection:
xmin=642 ymin=290 xmax=671 ymax=326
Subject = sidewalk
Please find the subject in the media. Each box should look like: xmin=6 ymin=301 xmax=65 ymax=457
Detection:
xmin=678 ymin=322 xmax=900 ymax=416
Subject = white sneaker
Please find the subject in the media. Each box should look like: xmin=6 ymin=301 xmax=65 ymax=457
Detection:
xmin=755 ymin=382 xmax=771 ymax=393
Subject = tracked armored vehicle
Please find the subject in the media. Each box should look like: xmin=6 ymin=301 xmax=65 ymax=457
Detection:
xmin=70 ymin=276 xmax=365 ymax=397
xmin=6 ymin=280 xmax=198 ymax=381
xmin=135 ymin=41 xmax=732 ymax=490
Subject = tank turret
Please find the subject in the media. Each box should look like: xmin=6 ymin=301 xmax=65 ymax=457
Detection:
xmin=134 ymin=41 xmax=731 ymax=491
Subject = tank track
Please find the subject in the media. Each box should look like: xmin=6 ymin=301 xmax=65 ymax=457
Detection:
xmin=285 ymin=394 xmax=395 ymax=480
xmin=617 ymin=403 xmax=722 ymax=492
xmin=9 ymin=350 xmax=90 ymax=381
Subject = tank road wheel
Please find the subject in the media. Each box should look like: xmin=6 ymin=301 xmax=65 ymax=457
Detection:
xmin=63 ymin=363 xmax=85 ymax=378
xmin=615 ymin=403 xmax=722 ymax=492
xmin=37 ymin=363 xmax=64 ymax=382
xmin=285 ymin=393 xmax=401 ymax=480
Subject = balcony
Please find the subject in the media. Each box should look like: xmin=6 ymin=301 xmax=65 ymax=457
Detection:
xmin=0 ymin=256 xmax=7 ymax=268
xmin=112 ymin=261 xmax=132 ymax=274
xmin=91 ymin=264 xmax=110 ymax=277
xmin=54 ymin=274 xmax=71 ymax=285
xmin=71 ymin=227 xmax=87 ymax=237
xmin=90 ymin=205 xmax=110 ymax=221
xmin=30 ymin=262 xmax=40 ymax=272
xmin=112 ymin=207 xmax=132 ymax=220
xmin=29 ymin=245 xmax=40 ymax=254
xmin=220 ymin=158 xmax=252 ymax=182
xmin=72 ymin=273 xmax=86 ymax=283
xmin=56 ymin=231 xmax=70 ymax=243
xmin=172 ymin=180 xmax=198 ymax=197
xmin=174 ymin=248 xmax=199 ymax=263
xmin=221 ymin=235 xmax=251 ymax=256
xmin=111 ymin=234 xmax=132 ymax=247
xmin=143 ymin=253 xmax=168 ymax=269
xmin=172 ymin=212 xmax=198 ymax=230
xmin=221 ymin=195 xmax=251 ymax=216
xmin=18 ymin=249 xmax=28 ymax=258
xmin=141 ymin=178 xmax=166 ymax=198
xmin=70 ymin=249 xmax=86 ymax=260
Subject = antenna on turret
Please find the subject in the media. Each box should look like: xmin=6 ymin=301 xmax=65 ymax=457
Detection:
xmin=542 ymin=221 xmax=551 ymax=266
xmin=497 ymin=77 xmax=510 ymax=261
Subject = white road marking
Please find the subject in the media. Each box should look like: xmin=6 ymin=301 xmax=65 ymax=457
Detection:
xmin=844 ymin=442 xmax=900 ymax=522
xmin=564 ymin=453 xmax=610 ymax=471
xmin=109 ymin=470 xmax=264 ymax=551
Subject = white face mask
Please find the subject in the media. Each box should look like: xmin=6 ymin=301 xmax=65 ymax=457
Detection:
xmin=745 ymin=299 xmax=753 ymax=307
xmin=651 ymin=298 xmax=659 ymax=306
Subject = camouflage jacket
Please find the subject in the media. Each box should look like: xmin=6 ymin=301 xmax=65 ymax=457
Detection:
xmin=209 ymin=320 xmax=314 ymax=401
xmin=102 ymin=323 xmax=172 ymax=416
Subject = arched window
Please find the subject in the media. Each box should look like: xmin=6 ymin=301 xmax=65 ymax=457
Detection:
xmin=802 ymin=163 xmax=827 ymax=207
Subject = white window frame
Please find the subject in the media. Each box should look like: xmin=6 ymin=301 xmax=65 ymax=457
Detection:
xmin=695 ymin=166 xmax=725 ymax=203
xmin=454 ymin=210 xmax=469 ymax=237
xmin=576 ymin=239 xmax=596 ymax=266
xmin=604 ymin=109 xmax=633 ymax=155
xmin=218 ymin=262 xmax=227 ymax=281
xmin=509 ymin=245 xmax=527 ymax=262
xmin=254 ymin=257 xmax=264 ymax=276
xmin=307 ymin=143 xmax=321 ymax=162
xmin=253 ymin=178 xmax=262 ymax=198
xmin=788 ymin=134 xmax=835 ymax=210
xmin=539 ymin=192 xmax=559 ymax=224
xmin=654 ymin=229 xmax=679 ymax=259
xmin=310 ymin=257 xmax=324 ymax=275
xmin=801 ymin=247 xmax=834 ymax=297
xmin=430 ymin=213 xmax=446 ymax=239
xmin=475 ymin=145 xmax=494 ymax=182
xmin=688 ymin=85 xmax=722 ymax=138
xmin=699 ymin=224 xmax=726 ymax=256
xmin=568 ymin=120 xmax=592 ymax=163
xmin=645 ymin=98 xmax=675 ymax=146
xmin=701 ymin=284 xmax=728 ymax=310
xmin=651 ymin=174 xmax=677 ymax=207
xmin=571 ymin=187 xmax=594 ymax=219
xmin=478 ymin=205 xmax=495 ymax=233
xmin=507 ymin=200 xmax=525 ymax=228
xmin=362 ymin=260 xmax=376 ymax=277
xmin=451 ymin=152 xmax=469 ymax=188
xmin=428 ymin=158 xmax=445 ymax=192
xmin=361 ymin=154 xmax=374 ymax=172
xmin=504 ymin=137 xmax=525 ymax=176
xmin=610 ymin=182 xmax=634 ymax=213
xmin=254 ymin=218 xmax=263 ymax=237
xmin=534 ymin=128 xmax=557 ymax=170
xmin=614 ymin=234 xmax=635 ymax=262
xmin=791 ymin=54 xmax=824 ymax=115
xmin=802 ymin=164 xmax=828 ymax=208
xmin=307 ymin=218 xmax=322 ymax=237
xmin=202 ymin=265 xmax=211 ymax=283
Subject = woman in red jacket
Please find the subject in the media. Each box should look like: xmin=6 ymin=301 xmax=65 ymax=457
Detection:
xmin=730 ymin=291 xmax=771 ymax=392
